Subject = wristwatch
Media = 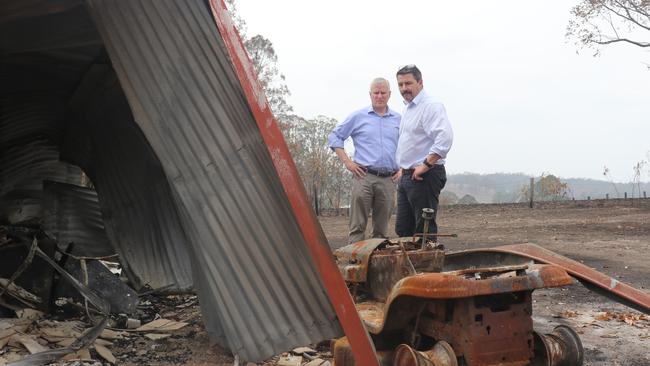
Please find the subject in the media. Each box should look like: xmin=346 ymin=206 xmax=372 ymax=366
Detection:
xmin=422 ymin=158 xmax=433 ymax=168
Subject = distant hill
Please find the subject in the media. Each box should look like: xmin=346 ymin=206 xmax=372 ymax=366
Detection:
xmin=445 ymin=172 xmax=650 ymax=203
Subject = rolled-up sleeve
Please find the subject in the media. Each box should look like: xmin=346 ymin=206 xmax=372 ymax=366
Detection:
xmin=328 ymin=113 xmax=357 ymax=150
xmin=423 ymin=103 xmax=453 ymax=159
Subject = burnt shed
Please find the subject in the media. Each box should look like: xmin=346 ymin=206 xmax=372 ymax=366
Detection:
xmin=0 ymin=0 xmax=342 ymax=361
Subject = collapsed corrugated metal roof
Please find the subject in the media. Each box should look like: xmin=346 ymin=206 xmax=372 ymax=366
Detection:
xmin=43 ymin=180 xmax=114 ymax=257
xmin=62 ymin=65 xmax=195 ymax=291
xmin=1 ymin=0 xmax=344 ymax=361
xmin=1 ymin=2 xmax=194 ymax=293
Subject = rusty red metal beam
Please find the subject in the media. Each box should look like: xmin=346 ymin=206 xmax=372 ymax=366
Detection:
xmin=471 ymin=243 xmax=650 ymax=314
xmin=207 ymin=2 xmax=380 ymax=365
xmin=390 ymin=264 xmax=572 ymax=301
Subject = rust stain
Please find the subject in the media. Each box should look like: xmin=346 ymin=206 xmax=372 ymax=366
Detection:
xmin=483 ymin=243 xmax=650 ymax=314
xmin=207 ymin=1 xmax=380 ymax=364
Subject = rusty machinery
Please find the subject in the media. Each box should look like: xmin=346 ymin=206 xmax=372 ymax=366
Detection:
xmin=332 ymin=234 xmax=586 ymax=366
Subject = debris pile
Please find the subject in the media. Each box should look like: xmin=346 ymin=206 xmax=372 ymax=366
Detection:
xmin=0 ymin=290 xmax=197 ymax=365
xmin=595 ymin=311 xmax=650 ymax=327
xmin=0 ymin=225 xmax=337 ymax=365
xmin=0 ymin=226 xmax=189 ymax=365
xmin=558 ymin=309 xmax=650 ymax=328
xmin=0 ymin=315 xmax=115 ymax=364
xmin=263 ymin=344 xmax=332 ymax=366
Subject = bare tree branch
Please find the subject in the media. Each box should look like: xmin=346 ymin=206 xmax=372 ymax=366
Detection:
xmin=616 ymin=0 xmax=650 ymax=21
xmin=611 ymin=0 xmax=650 ymax=31
xmin=606 ymin=13 xmax=622 ymax=39
xmin=568 ymin=0 xmax=650 ymax=55
xmin=596 ymin=37 xmax=650 ymax=46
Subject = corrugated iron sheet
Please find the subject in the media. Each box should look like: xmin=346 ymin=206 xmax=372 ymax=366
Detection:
xmin=0 ymin=194 xmax=43 ymax=224
xmin=0 ymin=1 xmax=194 ymax=294
xmin=0 ymin=96 xmax=63 ymax=148
xmin=43 ymin=180 xmax=114 ymax=258
xmin=0 ymin=78 xmax=82 ymax=226
xmin=208 ymin=3 xmax=378 ymax=362
xmin=0 ymin=139 xmax=83 ymax=197
xmin=86 ymin=0 xmax=342 ymax=361
xmin=62 ymin=70 xmax=194 ymax=291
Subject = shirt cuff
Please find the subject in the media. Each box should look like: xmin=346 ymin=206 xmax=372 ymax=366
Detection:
xmin=428 ymin=147 xmax=447 ymax=159
xmin=327 ymin=134 xmax=345 ymax=150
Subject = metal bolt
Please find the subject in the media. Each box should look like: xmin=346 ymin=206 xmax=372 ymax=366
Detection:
xmin=421 ymin=208 xmax=435 ymax=248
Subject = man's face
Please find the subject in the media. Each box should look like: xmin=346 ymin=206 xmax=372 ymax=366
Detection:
xmin=369 ymin=83 xmax=391 ymax=110
xmin=397 ymin=73 xmax=423 ymax=103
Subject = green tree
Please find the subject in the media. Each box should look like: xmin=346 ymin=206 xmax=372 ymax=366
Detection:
xmin=567 ymin=0 xmax=650 ymax=55
xmin=520 ymin=174 xmax=570 ymax=202
xmin=458 ymin=194 xmax=479 ymax=205
xmin=224 ymin=1 xmax=293 ymax=116
xmin=224 ymin=2 xmax=347 ymax=213
xmin=286 ymin=116 xmax=347 ymax=213
xmin=244 ymin=35 xmax=293 ymax=116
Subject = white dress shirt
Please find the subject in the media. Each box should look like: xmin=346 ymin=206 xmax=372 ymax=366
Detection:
xmin=395 ymin=90 xmax=453 ymax=169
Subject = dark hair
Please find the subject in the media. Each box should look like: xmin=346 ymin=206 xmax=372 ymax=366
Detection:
xmin=396 ymin=64 xmax=422 ymax=82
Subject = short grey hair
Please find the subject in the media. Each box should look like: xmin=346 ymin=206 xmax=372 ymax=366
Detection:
xmin=369 ymin=77 xmax=390 ymax=90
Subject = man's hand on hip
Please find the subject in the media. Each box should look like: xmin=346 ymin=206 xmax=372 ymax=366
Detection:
xmin=412 ymin=165 xmax=429 ymax=181
xmin=345 ymin=161 xmax=367 ymax=179
xmin=391 ymin=169 xmax=402 ymax=183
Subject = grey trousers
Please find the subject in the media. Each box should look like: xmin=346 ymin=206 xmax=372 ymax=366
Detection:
xmin=349 ymin=173 xmax=396 ymax=243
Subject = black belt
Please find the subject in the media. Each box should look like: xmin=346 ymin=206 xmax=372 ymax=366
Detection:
xmin=365 ymin=167 xmax=397 ymax=178
xmin=402 ymin=165 xmax=444 ymax=175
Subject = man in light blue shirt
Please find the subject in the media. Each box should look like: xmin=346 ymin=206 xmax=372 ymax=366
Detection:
xmin=394 ymin=65 xmax=453 ymax=239
xmin=328 ymin=78 xmax=401 ymax=243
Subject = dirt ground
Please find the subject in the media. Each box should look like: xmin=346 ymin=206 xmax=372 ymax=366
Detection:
xmin=109 ymin=199 xmax=650 ymax=365
xmin=322 ymin=198 xmax=650 ymax=366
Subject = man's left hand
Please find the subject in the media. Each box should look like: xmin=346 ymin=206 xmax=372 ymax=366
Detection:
xmin=412 ymin=165 xmax=429 ymax=181
xmin=391 ymin=169 xmax=402 ymax=183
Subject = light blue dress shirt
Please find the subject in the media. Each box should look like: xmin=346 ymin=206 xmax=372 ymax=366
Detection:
xmin=395 ymin=90 xmax=453 ymax=169
xmin=328 ymin=106 xmax=401 ymax=171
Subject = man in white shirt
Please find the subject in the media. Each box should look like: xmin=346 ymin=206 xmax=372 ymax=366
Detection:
xmin=394 ymin=65 xmax=453 ymax=239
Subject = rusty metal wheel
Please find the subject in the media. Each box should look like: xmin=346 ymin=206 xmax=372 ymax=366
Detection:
xmin=533 ymin=325 xmax=584 ymax=366
xmin=428 ymin=341 xmax=458 ymax=366
xmin=393 ymin=341 xmax=457 ymax=366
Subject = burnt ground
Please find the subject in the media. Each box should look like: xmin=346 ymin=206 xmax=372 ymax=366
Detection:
xmin=322 ymin=198 xmax=650 ymax=366
xmin=106 ymin=199 xmax=649 ymax=365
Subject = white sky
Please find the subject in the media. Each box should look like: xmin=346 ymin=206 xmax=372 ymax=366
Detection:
xmin=237 ymin=0 xmax=650 ymax=182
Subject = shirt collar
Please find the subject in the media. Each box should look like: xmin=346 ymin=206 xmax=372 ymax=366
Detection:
xmin=367 ymin=105 xmax=395 ymax=117
xmin=404 ymin=89 xmax=428 ymax=106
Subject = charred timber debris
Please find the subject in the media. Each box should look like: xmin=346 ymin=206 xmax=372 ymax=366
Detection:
xmin=0 ymin=226 xmax=191 ymax=365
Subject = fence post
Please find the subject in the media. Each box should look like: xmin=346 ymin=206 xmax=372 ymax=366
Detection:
xmin=529 ymin=177 xmax=534 ymax=208
xmin=644 ymin=191 xmax=647 ymax=199
xmin=624 ymin=192 xmax=628 ymax=199
xmin=587 ymin=196 xmax=590 ymax=200
xmin=606 ymin=193 xmax=609 ymax=200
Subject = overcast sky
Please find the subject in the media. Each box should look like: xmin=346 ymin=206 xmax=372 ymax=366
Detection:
xmin=237 ymin=0 xmax=650 ymax=183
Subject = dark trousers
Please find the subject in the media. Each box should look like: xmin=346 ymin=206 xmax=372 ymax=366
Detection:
xmin=395 ymin=165 xmax=447 ymax=238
